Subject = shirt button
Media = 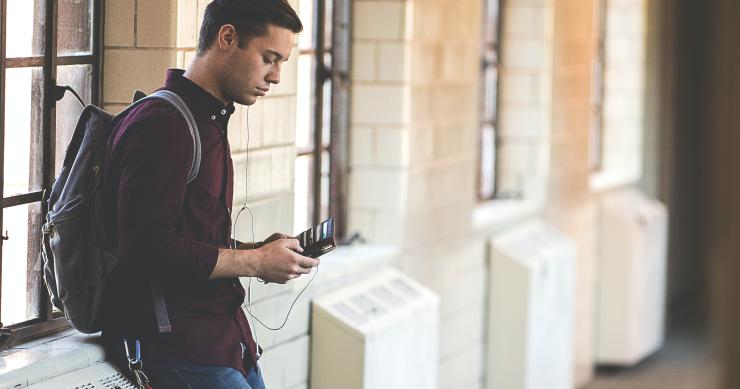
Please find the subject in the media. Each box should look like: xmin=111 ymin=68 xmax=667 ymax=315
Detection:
xmin=221 ymin=109 xmax=227 ymax=115
xmin=210 ymin=115 xmax=216 ymax=120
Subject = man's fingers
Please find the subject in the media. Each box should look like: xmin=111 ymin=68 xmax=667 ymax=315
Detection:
xmin=292 ymin=265 xmax=312 ymax=275
xmin=282 ymin=238 xmax=303 ymax=252
xmin=267 ymin=232 xmax=292 ymax=242
xmin=296 ymin=256 xmax=320 ymax=269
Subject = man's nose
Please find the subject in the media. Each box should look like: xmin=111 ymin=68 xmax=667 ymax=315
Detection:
xmin=267 ymin=65 xmax=281 ymax=84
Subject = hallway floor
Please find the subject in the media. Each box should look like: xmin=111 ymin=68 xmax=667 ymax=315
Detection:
xmin=584 ymin=293 xmax=719 ymax=389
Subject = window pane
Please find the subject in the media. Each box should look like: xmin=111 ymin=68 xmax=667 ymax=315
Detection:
xmin=295 ymin=54 xmax=315 ymax=149
xmin=294 ymin=155 xmax=313 ymax=232
xmin=57 ymin=0 xmax=93 ymax=56
xmin=323 ymin=0 xmax=333 ymax=51
xmin=321 ymin=150 xmax=330 ymax=221
xmin=321 ymin=73 xmax=332 ymax=148
xmin=4 ymin=67 xmax=44 ymax=197
xmin=1 ymin=202 xmax=42 ymax=326
xmin=484 ymin=0 xmax=500 ymax=44
xmin=297 ymin=0 xmax=315 ymax=50
xmin=55 ymin=65 xmax=93 ymax=176
xmin=482 ymin=57 xmax=498 ymax=123
xmin=479 ymin=124 xmax=496 ymax=199
xmin=6 ymin=0 xmax=45 ymax=58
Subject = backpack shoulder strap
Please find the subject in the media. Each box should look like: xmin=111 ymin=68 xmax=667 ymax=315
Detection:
xmin=145 ymin=90 xmax=202 ymax=184
xmin=112 ymin=90 xmax=202 ymax=184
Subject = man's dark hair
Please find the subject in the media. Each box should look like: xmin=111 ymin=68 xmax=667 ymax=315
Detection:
xmin=197 ymin=0 xmax=303 ymax=56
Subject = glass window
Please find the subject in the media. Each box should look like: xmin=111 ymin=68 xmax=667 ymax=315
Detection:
xmin=589 ymin=0 xmax=608 ymax=171
xmin=478 ymin=0 xmax=502 ymax=201
xmin=294 ymin=0 xmax=349 ymax=239
xmin=0 ymin=0 xmax=100 ymax=346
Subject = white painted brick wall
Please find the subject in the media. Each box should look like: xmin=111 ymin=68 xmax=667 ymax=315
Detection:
xmin=352 ymin=42 xmax=377 ymax=81
xmin=353 ymin=2 xmax=406 ymax=41
xmin=136 ymin=0 xmax=198 ymax=48
xmin=503 ymin=38 xmax=548 ymax=69
xmin=349 ymin=169 xmax=407 ymax=210
xmin=496 ymin=0 xmax=554 ymax=200
xmin=104 ymin=0 xmax=135 ymax=46
xmin=351 ymin=85 xmax=410 ymax=125
xmin=378 ymin=42 xmax=410 ymax=82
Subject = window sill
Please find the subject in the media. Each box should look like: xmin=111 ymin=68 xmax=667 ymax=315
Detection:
xmin=0 ymin=329 xmax=105 ymax=388
xmin=472 ymin=198 xmax=541 ymax=233
xmin=589 ymin=169 xmax=640 ymax=193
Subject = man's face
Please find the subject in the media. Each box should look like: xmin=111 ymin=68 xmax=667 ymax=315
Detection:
xmin=222 ymin=24 xmax=294 ymax=106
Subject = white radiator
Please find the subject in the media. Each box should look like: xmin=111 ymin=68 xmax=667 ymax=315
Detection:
xmin=25 ymin=363 xmax=136 ymax=389
xmin=310 ymin=267 xmax=439 ymax=389
xmin=487 ymin=220 xmax=575 ymax=389
xmin=596 ymin=188 xmax=668 ymax=365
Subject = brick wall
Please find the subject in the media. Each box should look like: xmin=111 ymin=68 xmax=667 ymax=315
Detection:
xmin=348 ymin=0 xmax=489 ymax=388
xmin=547 ymin=0 xmax=599 ymax=385
xmin=348 ymin=0 xmax=412 ymax=246
xmin=498 ymin=0 xmax=554 ymax=202
xmin=100 ymin=1 xmax=655 ymax=388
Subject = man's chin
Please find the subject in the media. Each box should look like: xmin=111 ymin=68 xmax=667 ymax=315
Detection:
xmin=235 ymin=95 xmax=258 ymax=106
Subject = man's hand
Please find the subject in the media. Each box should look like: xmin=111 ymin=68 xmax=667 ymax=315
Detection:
xmin=253 ymin=238 xmax=319 ymax=284
xmin=235 ymin=232 xmax=293 ymax=250
xmin=263 ymin=232 xmax=293 ymax=245
xmin=210 ymin=235 xmax=318 ymax=280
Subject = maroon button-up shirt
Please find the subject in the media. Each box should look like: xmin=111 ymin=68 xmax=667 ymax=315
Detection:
xmin=101 ymin=69 xmax=257 ymax=376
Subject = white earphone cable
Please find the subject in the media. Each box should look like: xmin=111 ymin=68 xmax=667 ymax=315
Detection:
xmin=231 ymin=105 xmax=319 ymax=337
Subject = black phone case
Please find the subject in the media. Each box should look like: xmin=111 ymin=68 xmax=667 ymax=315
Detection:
xmin=296 ymin=218 xmax=336 ymax=258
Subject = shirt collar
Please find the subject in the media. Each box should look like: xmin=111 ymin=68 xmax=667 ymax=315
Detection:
xmin=163 ymin=69 xmax=236 ymax=123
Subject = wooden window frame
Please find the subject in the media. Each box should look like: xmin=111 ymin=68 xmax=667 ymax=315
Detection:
xmin=0 ymin=0 xmax=103 ymax=349
xmin=478 ymin=0 xmax=504 ymax=201
xmin=590 ymin=0 xmax=608 ymax=171
xmin=296 ymin=0 xmax=350 ymax=240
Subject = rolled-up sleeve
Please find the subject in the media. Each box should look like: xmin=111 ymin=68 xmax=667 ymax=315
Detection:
xmin=113 ymin=109 xmax=218 ymax=280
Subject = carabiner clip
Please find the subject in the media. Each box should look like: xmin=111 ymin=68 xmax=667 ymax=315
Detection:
xmin=122 ymin=338 xmax=151 ymax=388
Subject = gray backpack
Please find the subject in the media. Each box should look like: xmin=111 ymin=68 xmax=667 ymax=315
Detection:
xmin=40 ymin=90 xmax=200 ymax=334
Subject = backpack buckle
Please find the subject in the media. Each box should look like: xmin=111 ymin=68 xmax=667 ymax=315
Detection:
xmin=41 ymin=223 xmax=53 ymax=235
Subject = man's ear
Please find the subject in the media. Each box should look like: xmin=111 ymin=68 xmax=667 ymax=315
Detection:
xmin=217 ymin=24 xmax=238 ymax=51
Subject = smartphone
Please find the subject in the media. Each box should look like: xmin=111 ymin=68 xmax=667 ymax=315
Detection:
xmin=295 ymin=218 xmax=336 ymax=258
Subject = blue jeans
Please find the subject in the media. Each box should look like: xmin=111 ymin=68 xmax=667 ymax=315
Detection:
xmin=144 ymin=355 xmax=266 ymax=389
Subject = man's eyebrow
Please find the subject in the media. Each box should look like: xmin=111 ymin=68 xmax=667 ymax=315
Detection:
xmin=265 ymin=49 xmax=285 ymax=60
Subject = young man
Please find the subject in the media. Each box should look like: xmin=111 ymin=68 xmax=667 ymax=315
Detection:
xmin=100 ymin=1 xmax=314 ymax=387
